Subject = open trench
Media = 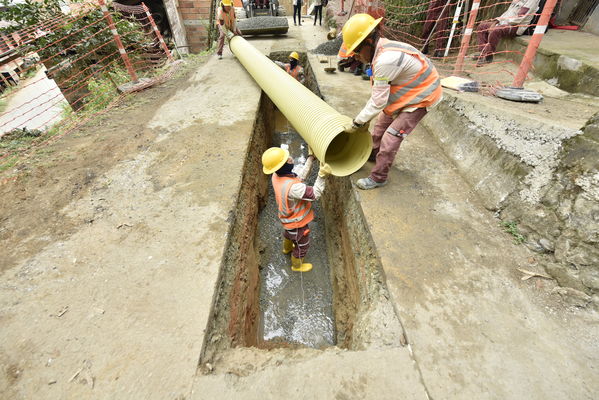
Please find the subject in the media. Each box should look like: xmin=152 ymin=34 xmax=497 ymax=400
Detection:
xmin=199 ymin=53 xmax=406 ymax=369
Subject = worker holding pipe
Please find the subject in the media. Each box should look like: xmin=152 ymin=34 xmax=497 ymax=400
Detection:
xmin=274 ymin=52 xmax=306 ymax=84
xmin=216 ymin=0 xmax=242 ymax=60
xmin=261 ymin=147 xmax=331 ymax=272
xmin=342 ymin=13 xmax=442 ymax=190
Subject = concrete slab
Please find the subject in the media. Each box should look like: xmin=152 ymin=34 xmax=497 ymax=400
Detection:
xmin=503 ymin=30 xmax=599 ymax=96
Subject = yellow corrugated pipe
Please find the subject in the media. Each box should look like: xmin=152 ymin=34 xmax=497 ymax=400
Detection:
xmin=229 ymin=36 xmax=372 ymax=177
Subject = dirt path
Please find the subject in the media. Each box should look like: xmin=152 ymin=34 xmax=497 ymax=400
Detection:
xmin=0 ymin=52 xmax=262 ymax=398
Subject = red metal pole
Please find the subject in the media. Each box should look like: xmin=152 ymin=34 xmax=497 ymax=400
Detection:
xmin=98 ymin=0 xmax=138 ymax=82
xmin=453 ymin=0 xmax=480 ymax=75
xmin=141 ymin=3 xmax=174 ymax=62
xmin=512 ymin=0 xmax=558 ymax=87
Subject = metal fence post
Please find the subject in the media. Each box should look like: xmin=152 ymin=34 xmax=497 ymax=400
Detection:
xmin=141 ymin=2 xmax=174 ymax=62
xmin=98 ymin=0 xmax=138 ymax=82
xmin=453 ymin=0 xmax=480 ymax=75
xmin=512 ymin=0 xmax=558 ymax=88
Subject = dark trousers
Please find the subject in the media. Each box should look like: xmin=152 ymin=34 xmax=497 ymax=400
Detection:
xmin=421 ymin=0 xmax=450 ymax=53
xmin=284 ymin=225 xmax=310 ymax=258
xmin=313 ymin=5 xmax=322 ymax=25
xmin=293 ymin=2 xmax=302 ymax=25
xmin=477 ymin=21 xmax=518 ymax=57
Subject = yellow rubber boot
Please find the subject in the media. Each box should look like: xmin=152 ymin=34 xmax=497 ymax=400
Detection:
xmin=291 ymin=256 xmax=312 ymax=272
xmin=282 ymin=238 xmax=294 ymax=255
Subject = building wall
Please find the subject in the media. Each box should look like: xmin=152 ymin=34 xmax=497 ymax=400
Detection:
xmin=179 ymin=0 xmax=213 ymax=53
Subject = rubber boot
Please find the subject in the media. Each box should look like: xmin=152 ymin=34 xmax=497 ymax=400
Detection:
xmin=282 ymin=238 xmax=294 ymax=255
xmin=291 ymin=256 xmax=312 ymax=272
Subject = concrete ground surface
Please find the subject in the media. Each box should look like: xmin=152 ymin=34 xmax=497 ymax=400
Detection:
xmin=0 ymin=67 xmax=68 ymax=135
xmin=0 ymin=18 xmax=598 ymax=399
xmin=516 ymin=29 xmax=599 ymax=68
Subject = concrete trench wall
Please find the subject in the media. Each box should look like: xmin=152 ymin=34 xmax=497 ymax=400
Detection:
xmin=421 ymin=93 xmax=599 ymax=304
xmin=199 ymin=54 xmax=406 ymax=369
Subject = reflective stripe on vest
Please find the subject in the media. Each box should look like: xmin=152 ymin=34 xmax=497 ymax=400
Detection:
xmin=285 ymin=64 xmax=302 ymax=81
xmin=371 ymin=38 xmax=442 ymax=115
xmin=338 ymin=42 xmax=354 ymax=59
xmin=272 ymin=174 xmax=314 ymax=229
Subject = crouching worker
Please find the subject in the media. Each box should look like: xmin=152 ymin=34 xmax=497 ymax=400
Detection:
xmin=274 ymin=52 xmax=306 ymax=84
xmin=262 ymin=147 xmax=331 ymax=272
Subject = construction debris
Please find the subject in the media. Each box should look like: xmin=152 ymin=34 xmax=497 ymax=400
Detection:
xmin=517 ymin=268 xmax=552 ymax=281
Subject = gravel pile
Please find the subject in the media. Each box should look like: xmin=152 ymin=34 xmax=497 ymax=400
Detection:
xmin=237 ymin=16 xmax=289 ymax=35
xmin=311 ymin=36 xmax=343 ymax=55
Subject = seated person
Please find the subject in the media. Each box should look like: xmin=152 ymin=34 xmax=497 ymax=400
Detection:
xmin=475 ymin=0 xmax=541 ymax=64
xmin=337 ymin=41 xmax=363 ymax=76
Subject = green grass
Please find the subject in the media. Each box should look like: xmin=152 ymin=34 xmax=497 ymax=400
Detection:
xmin=501 ymin=221 xmax=526 ymax=244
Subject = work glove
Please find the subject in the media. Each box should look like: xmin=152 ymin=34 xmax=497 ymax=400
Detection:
xmin=225 ymin=29 xmax=235 ymax=40
xmin=343 ymin=120 xmax=364 ymax=134
xmin=318 ymin=162 xmax=332 ymax=177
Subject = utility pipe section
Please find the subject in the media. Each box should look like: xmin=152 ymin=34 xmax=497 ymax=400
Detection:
xmin=229 ymin=36 xmax=372 ymax=177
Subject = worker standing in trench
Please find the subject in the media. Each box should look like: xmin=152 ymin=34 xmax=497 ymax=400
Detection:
xmin=216 ymin=0 xmax=242 ymax=60
xmin=261 ymin=147 xmax=331 ymax=272
xmin=342 ymin=14 xmax=443 ymax=190
xmin=274 ymin=52 xmax=306 ymax=84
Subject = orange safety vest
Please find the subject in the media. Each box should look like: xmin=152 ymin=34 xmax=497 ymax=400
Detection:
xmin=272 ymin=174 xmax=314 ymax=230
xmin=216 ymin=6 xmax=236 ymax=29
xmin=285 ymin=64 xmax=303 ymax=81
xmin=371 ymin=38 xmax=442 ymax=115
xmin=338 ymin=42 xmax=354 ymax=59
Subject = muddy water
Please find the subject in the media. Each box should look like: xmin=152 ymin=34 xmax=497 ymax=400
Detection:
xmin=257 ymin=110 xmax=335 ymax=348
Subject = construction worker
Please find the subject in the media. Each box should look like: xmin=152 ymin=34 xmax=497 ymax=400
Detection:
xmin=216 ymin=0 xmax=242 ymax=60
xmin=274 ymin=52 xmax=306 ymax=84
xmin=261 ymin=147 xmax=331 ymax=272
xmin=337 ymin=41 xmax=363 ymax=76
xmin=474 ymin=0 xmax=541 ymax=65
xmin=342 ymin=13 xmax=442 ymax=190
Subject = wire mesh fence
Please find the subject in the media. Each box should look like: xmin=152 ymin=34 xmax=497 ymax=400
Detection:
xmin=0 ymin=0 xmax=179 ymax=177
xmin=345 ymin=0 xmax=552 ymax=91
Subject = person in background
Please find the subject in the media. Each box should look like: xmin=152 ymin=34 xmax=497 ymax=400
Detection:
xmin=474 ymin=0 xmax=541 ymax=64
xmin=261 ymin=147 xmax=331 ymax=272
xmin=337 ymin=40 xmax=363 ymax=76
xmin=274 ymin=51 xmax=306 ymax=84
xmin=313 ymin=0 xmax=323 ymax=26
xmin=216 ymin=0 xmax=242 ymax=60
xmin=293 ymin=0 xmax=302 ymax=26
xmin=341 ymin=14 xmax=442 ymax=190
xmin=421 ymin=0 xmax=451 ymax=58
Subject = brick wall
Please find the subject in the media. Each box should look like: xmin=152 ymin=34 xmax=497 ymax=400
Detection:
xmin=179 ymin=0 xmax=213 ymax=53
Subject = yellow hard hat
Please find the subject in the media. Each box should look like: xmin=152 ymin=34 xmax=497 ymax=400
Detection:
xmin=342 ymin=14 xmax=383 ymax=54
xmin=262 ymin=147 xmax=290 ymax=174
xmin=221 ymin=0 xmax=233 ymax=6
xmin=289 ymin=51 xmax=300 ymax=61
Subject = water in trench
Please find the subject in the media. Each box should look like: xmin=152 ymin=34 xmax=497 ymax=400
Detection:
xmin=256 ymin=110 xmax=335 ymax=348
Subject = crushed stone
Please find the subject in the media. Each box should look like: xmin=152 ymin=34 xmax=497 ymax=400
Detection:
xmin=311 ymin=36 xmax=342 ymax=55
